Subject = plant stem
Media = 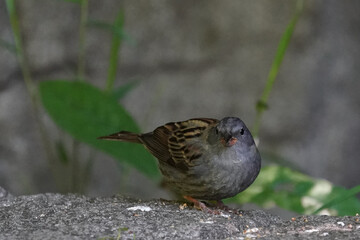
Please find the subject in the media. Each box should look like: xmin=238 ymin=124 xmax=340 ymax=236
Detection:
xmin=71 ymin=0 xmax=89 ymax=192
xmin=6 ymin=0 xmax=33 ymax=98
xmin=6 ymin=0 xmax=60 ymax=189
xmin=105 ymin=10 xmax=124 ymax=92
xmin=252 ymin=0 xmax=303 ymax=138
xmin=77 ymin=0 xmax=88 ymax=80
xmin=68 ymin=140 xmax=77 ymax=192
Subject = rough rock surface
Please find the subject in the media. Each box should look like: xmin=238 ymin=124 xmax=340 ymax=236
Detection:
xmin=0 ymin=190 xmax=359 ymax=239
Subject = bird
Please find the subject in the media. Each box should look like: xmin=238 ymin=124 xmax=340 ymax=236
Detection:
xmin=98 ymin=117 xmax=261 ymax=214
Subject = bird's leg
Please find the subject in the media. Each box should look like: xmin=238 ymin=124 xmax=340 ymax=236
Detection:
xmin=183 ymin=196 xmax=220 ymax=215
xmin=215 ymin=200 xmax=231 ymax=211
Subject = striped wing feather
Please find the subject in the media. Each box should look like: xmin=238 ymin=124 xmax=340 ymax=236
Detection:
xmin=139 ymin=118 xmax=218 ymax=171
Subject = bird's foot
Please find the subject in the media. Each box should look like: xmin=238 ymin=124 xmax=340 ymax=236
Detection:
xmin=183 ymin=196 xmax=220 ymax=215
xmin=215 ymin=200 xmax=243 ymax=215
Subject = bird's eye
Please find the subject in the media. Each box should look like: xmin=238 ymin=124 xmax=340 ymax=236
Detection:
xmin=215 ymin=128 xmax=219 ymax=135
xmin=240 ymin=128 xmax=245 ymax=135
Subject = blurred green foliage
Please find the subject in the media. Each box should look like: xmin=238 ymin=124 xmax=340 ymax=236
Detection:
xmin=228 ymin=165 xmax=360 ymax=216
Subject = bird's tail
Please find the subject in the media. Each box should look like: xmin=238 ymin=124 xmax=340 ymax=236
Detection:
xmin=98 ymin=131 xmax=141 ymax=144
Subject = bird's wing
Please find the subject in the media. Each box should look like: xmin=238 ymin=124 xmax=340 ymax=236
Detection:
xmin=139 ymin=118 xmax=219 ymax=172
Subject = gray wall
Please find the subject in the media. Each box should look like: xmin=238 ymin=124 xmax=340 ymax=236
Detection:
xmin=1 ymin=0 xmax=359 ymax=197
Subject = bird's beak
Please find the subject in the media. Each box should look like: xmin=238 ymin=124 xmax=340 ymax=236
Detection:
xmin=221 ymin=137 xmax=238 ymax=147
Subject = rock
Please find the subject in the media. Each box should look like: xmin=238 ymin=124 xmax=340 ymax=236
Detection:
xmin=0 ymin=192 xmax=359 ymax=239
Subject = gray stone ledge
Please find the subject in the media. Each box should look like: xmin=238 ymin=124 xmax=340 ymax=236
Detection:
xmin=0 ymin=191 xmax=359 ymax=239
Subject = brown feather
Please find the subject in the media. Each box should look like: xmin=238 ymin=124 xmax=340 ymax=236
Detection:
xmin=139 ymin=118 xmax=219 ymax=171
xmin=99 ymin=118 xmax=219 ymax=172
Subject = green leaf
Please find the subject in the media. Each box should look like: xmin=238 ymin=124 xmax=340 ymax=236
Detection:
xmin=313 ymin=185 xmax=360 ymax=215
xmin=227 ymin=165 xmax=360 ymax=216
xmin=39 ymin=80 xmax=160 ymax=180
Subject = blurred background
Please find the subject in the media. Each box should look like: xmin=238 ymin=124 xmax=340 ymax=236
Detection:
xmin=0 ymin=0 xmax=359 ymax=206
